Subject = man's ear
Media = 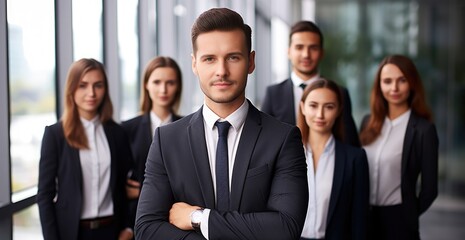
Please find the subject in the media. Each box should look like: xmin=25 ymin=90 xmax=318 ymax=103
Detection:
xmin=191 ymin=53 xmax=198 ymax=76
xmin=248 ymin=51 xmax=256 ymax=74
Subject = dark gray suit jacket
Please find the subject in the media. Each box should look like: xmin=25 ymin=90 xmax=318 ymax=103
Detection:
xmin=135 ymin=101 xmax=309 ymax=240
xmin=262 ymin=78 xmax=361 ymax=147
xmin=37 ymin=120 xmax=133 ymax=240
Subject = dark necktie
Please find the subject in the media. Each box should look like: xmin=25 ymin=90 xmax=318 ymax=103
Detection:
xmin=215 ymin=121 xmax=231 ymax=211
xmin=299 ymin=83 xmax=307 ymax=91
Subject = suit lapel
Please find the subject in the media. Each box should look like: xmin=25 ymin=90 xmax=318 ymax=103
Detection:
xmin=283 ymin=79 xmax=296 ymax=124
xmin=402 ymin=113 xmax=417 ymax=177
xmin=187 ymin=108 xmax=216 ymax=208
xmin=103 ymin=123 xmax=117 ymax=190
xmin=67 ymin=142 xmax=83 ymax=192
xmin=230 ymin=103 xmax=262 ymax=210
xmin=141 ymin=113 xmax=153 ymax=150
xmin=326 ymin=141 xmax=345 ymax=226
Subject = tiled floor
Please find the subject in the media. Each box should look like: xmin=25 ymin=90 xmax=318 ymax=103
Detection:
xmin=420 ymin=195 xmax=465 ymax=240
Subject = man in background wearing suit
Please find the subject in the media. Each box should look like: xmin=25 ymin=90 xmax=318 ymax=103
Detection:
xmin=262 ymin=21 xmax=361 ymax=147
xmin=135 ymin=8 xmax=309 ymax=240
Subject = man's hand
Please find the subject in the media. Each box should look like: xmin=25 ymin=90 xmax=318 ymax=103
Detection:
xmin=169 ymin=202 xmax=200 ymax=230
xmin=125 ymin=179 xmax=141 ymax=199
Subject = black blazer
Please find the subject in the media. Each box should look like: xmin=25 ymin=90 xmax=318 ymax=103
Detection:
xmin=322 ymin=140 xmax=369 ymax=240
xmin=121 ymin=112 xmax=182 ymax=183
xmin=121 ymin=112 xmax=182 ymax=228
xmin=37 ymin=120 xmax=133 ymax=240
xmin=360 ymin=112 xmax=439 ymax=233
xmin=262 ymin=78 xmax=361 ymax=147
xmin=135 ymin=102 xmax=309 ymax=240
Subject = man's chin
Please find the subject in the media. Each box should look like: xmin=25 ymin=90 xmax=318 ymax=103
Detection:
xmin=298 ymin=68 xmax=317 ymax=77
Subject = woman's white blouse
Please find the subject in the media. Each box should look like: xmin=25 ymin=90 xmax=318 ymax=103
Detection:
xmin=301 ymin=135 xmax=335 ymax=239
xmin=363 ymin=110 xmax=411 ymax=206
xmin=150 ymin=111 xmax=172 ymax=137
xmin=79 ymin=116 xmax=113 ymax=219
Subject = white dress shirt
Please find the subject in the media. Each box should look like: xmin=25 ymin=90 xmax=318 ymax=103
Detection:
xmin=150 ymin=111 xmax=172 ymax=137
xmin=291 ymin=71 xmax=320 ymax=119
xmin=199 ymin=99 xmax=249 ymax=239
xmin=79 ymin=116 xmax=113 ymax=219
xmin=301 ymin=135 xmax=335 ymax=239
xmin=363 ymin=109 xmax=411 ymax=206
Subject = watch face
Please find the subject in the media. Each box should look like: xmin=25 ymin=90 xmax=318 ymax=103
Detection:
xmin=192 ymin=210 xmax=203 ymax=224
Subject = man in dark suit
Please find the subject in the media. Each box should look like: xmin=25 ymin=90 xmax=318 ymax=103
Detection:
xmin=135 ymin=8 xmax=309 ymax=240
xmin=262 ymin=21 xmax=361 ymax=147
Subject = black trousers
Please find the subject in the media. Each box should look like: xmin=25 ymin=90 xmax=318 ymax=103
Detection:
xmin=368 ymin=204 xmax=420 ymax=240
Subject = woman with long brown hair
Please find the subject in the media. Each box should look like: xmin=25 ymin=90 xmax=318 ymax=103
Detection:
xmin=297 ymin=78 xmax=369 ymax=240
xmin=37 ymin=58 xmax=133 ymax=240
xmin=360 ymin=55 xmax=439 ymax=240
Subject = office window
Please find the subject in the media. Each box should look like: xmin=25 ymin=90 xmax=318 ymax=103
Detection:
xmin=72 ymin=0 xmax=103 ymax=61
xmin=13 ymin=204 xmax=41 ymax=240
xmin=118 ymin=0 xmax=139 ymax=120
xmin=7 ymin=0 xmax=56 ymax=193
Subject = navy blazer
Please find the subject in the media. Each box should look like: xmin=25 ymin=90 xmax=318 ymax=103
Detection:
xmin=361 ymin=112 xmax=439 ymax=234
xmin=262 ymin=78 xmax=361 ymax=147
xmin=122 ymin=112 xmax=182 ymax=183
xmin=135 ymin=101 xmax=309 ymax=240
xmin=37 ymin=120 xmax=133 ymax=240
xmin=322 ymin=140 xmax=369 ymax=240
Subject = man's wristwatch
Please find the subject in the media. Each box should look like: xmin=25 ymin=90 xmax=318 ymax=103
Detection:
xmin=190 ymin=208 xmax=205 ymax=233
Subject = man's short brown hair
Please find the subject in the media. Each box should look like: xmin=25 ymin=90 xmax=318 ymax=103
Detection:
xmin=289 ymin=20 xmax=323 ymax=48
xmin=191 ymin=8 xmax=252 ymax=54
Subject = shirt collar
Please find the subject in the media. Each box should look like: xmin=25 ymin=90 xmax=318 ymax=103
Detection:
xmin=306 ymin=134 xmax=335 ymax=154
xmin=291 ymin=71 xmax=320 ymax=87
xmin=385 ymin=109 xmax=411 ymax=126
xmin=202 ymin=99 xmax=249 ymax=132
xmin=150 ymin=111 xmax=172 ymax=125
xmin=80 ymin=115 xmax=100 ymax=128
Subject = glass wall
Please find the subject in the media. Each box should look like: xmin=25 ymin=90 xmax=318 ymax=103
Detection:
xmin=118 ymin=0 xmax=139 ymax=120
xmin=72 ymin=0 xmax=103 ymax=61
xmin=13 ymin=205 xmax=41 ymax=240
xmin=7 ymin=0 xmax=56 ymax=193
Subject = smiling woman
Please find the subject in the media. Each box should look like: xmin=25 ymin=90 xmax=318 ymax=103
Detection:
xmin=37 ymin=58 xmax=134 ymax=240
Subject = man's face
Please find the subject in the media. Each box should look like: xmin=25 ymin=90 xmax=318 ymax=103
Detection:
xmin=192 ymin=29 xmax=255 ymax=109
xmin=288 ymin=31 xmax=324 ymax=80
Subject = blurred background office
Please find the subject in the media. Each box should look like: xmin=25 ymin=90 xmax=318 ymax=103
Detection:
xmin=0 ymin=0 xmax=463 ymax=239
